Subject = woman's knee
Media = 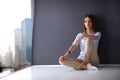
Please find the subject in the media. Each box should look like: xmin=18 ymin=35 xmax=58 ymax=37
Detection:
xmin=85 ymin=38 xmax=94 ymax=49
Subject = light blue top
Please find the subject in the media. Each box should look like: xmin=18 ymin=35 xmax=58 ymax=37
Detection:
xmin=72 ymin=31 xmax=101 ymax=60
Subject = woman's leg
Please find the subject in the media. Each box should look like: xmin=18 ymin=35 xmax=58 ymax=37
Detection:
xmin=59 ymin=58 xmax=83 ymax=70
xmin=84 ymin=38 xmax=99 ymax=66
xmin=59 ymin=38 xmax=99 ymax=70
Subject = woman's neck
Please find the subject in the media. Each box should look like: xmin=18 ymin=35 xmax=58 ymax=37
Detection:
xmin=86 ymin=29 xmax=94 ymax=35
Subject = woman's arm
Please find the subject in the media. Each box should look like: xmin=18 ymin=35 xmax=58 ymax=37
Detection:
xmin=63 ymin=34 xmax=98 ymax=58
xmin=59 ymin=35 xmax=84 ymax=62
xmin=63 ymin=44 xmax=77 ymax=58
xmin=59 ymin=44 xmax=76 ymax=62
xmin=64 ymin=35 xmax=84 ymax=58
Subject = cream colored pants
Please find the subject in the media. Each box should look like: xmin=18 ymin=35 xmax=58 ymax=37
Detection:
xmin=59 ymin=38 xmax=99 ymax=70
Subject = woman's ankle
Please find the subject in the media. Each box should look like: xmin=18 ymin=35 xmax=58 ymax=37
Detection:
xmin=80 ymin=63 xmax=87 ymax=70
xmin=82 ymin=60 xmax=88 ymax=65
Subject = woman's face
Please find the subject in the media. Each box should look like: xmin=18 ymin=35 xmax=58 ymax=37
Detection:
xmin=84 ymin=17 xmax=92 ymax=30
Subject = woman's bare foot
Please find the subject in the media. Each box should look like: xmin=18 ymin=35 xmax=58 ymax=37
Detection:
xmin=87 ymin=63 xmax=98 ymax=70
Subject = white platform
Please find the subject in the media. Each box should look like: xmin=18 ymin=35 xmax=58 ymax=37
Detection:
xmin=1 ymin=65 xmax=120 ymax=80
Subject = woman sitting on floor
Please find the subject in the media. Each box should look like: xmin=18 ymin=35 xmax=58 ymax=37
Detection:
xmin=59 ymin=14 xmax=101 ymax=70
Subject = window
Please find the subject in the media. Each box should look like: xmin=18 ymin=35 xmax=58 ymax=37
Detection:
xmin=0 ymin=0 xmax=32 ymax=73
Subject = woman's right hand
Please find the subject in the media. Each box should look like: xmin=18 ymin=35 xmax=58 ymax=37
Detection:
xmin=59 ymin=55 xmax=67 ymax=62
xmin=59 ymin=51 xmax=70 ymax=62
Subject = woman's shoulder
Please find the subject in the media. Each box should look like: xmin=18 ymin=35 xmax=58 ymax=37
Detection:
xmin=77 ymin=32 xmax=85 ymax=35
xmin=76 ymin=32 xmax=84 ymax=38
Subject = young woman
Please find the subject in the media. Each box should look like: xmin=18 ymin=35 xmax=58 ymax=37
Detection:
xmin=59 ymin=14 xmax=101 ymax=70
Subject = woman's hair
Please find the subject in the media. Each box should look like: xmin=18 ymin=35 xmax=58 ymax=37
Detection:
xmin=83 ymin=14 xmax=99 ymax=33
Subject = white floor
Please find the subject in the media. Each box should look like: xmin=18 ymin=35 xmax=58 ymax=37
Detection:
xmin=1 ymin=65 xmax=120 ymax=80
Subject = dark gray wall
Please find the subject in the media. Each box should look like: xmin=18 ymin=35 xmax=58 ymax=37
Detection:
xmin=32 ymin=0 xmax=120 ymax=65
